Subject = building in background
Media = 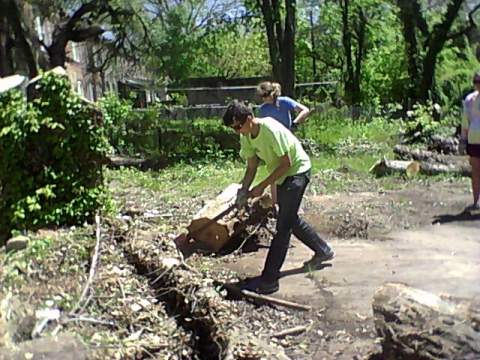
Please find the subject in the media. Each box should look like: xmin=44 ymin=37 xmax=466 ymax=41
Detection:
xmin=31 ymin=13 xmax=161 ymax=107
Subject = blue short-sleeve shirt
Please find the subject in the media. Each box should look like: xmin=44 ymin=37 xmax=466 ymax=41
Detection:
xmin=258 ymin=96 xmax=299 ymax=129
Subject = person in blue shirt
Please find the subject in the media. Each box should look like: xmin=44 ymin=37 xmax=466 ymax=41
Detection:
xmin=257 ymin=81 xmax=311 ymax=206
xmin=257 ymin=81 xmax=311 ymax=130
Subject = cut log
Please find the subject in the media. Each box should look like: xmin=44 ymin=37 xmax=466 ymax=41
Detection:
xmin=107 ymin=155 xmax=148 ymax=168
xmin=372 ymin=283 xmax=480 ymax=359
xmin=394 ymin=145 xmax=450 ymax=164
xmin=394 ymin=145 xmax=470 ymax=168
xmin=175 ymin=183 xmax=272 ymax=255
xmin=370 ymin=158 xmax=471 ymax=177
xmin=428 ymin=135 xmax=459 ymax=155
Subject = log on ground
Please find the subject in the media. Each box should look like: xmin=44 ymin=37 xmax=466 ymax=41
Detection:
xmin=370 ymin=158 xmax=471 ymax=177
xmin=393 ymin=144 xmax=470 ymax=167
xmin=372 ymin=282 xmax=480 ymax=359
xmin=176 ymin=183 xmax=272 ymax=254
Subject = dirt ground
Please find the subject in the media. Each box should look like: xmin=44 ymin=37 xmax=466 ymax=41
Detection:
xmin=219 ymin=180 xmax=480 ymax=359
xmin=2 ymin=176 xmax=479 ymax=359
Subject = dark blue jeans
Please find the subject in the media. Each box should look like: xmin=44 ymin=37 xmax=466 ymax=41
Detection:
xmin=261 ymin=170 xmax=332 ymax=282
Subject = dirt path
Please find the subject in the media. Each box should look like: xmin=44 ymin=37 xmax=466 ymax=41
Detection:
xmin=222 ymin=191 xmax=480 ymax=359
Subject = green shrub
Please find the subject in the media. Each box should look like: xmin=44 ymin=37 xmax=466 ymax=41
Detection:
xmin=403 ymin=101 xmax=456 ymax=143
xmin=98 ymin=93 xmax=137 ymax=155
xmin=296 ymin=107 xmax=401 ymax=153
xmin=0 ymin=73 xmax=110 ymax=244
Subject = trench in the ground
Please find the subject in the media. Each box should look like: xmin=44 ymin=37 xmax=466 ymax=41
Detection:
xmin=116 ymin=238 xmax=224 ymax=360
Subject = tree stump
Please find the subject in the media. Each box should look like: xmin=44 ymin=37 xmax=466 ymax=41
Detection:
xmin=372 ymin=283 xmax=480 ymax=359
xmin=175 ymin=183 xmax=272 ymax=255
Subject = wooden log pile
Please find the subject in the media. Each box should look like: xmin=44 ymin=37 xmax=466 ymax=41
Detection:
xmin=370 ymin=145 xmax=471 ymax=177
xmin=372 ymin=283 xmax=480 ymax=359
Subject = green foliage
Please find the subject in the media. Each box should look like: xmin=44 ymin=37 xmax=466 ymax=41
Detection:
xmin=0 ymin=73 xmax=110 ymax=243
xmin=148 ymin=7 xmax=200 ymax=83
xmin=98 ymin=92 xmax=237 ymax=162
xmin=403 ymin=101 xmax=455 ymax=143
xmin=296 ymin=107 xmax=402 ymax=153
xmin=436 ymin=44 xmax=480 ymax=113
xmin=361 ymin=6 xmax=409 ymax=105
xmin=310 ymin=1 xmax=408 ymax=105
xmin=155 ymin=119 xmax=238 ymax=162
xmin=98 ymin=93 xmax=137 ymax=155
xmin=191 ymin=20 xmax=271 ymax=78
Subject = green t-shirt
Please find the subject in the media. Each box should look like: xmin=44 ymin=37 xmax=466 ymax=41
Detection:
xmin=239 ymin=118 xmax=311 ymax=185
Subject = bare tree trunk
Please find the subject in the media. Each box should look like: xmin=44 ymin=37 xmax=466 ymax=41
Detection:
xmin=4 ymin=0 xmax=37 ymax=78
xmin=418 ymin=0 xmax=464 ymax=102
xmin=48 ymin=42 xmax=68 ymax=68
xmin=0 ymin=10 xmax=13 ymax=77
xmin=280 ymin=0 xmax=296 ymax=97
xmin=396 ymin=0 xmax=420 ymax=104
xmin=341 ymin=1 xmax=366 ymax=114
xmin=259 ymin=0 xmax=282 ymax=82
xmin=258 ymin=0 xmax=296 ymax=97
xmin=396 ymin=0 xmax=466 ymax=104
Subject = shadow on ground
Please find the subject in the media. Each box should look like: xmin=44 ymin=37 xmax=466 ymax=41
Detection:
xmin=220 ymin=263 xmax=332 ymax=304
xmin=432 ymin=210 xmax=480 ymax=224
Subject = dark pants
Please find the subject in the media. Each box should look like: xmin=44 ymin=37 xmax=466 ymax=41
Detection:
xmin=261 ymin=170 xmax=332 ymax=282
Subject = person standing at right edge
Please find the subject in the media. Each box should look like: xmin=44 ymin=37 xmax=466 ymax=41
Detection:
xmin=461 ymin=71 xmax=480 ymax=212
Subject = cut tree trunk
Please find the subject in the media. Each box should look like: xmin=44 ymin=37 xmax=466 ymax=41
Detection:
xmin=175 ymin=183 xmax=272 ymax=255
xmin=393 ymin=145 xmax=469 ymax=167
xmin=372 ymin=283 xmax=480 ymax=359
xmin=394 ymin=145 xmax=451 ymax=164
xmin=370 ymin=158 xmax=471 ymax=177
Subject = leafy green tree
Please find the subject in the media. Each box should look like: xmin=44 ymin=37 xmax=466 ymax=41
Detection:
xmin=191 ymin=20 xmax=270 ymax=78
xmin=313 ymin=0 xmax=405 ymax=106
xmin=395 ymin=0 xmax=480 ymax=104
xmin=146 ymin=0 xmax=255 ymax=82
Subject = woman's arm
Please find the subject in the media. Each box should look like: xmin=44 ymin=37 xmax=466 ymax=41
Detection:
xmin=462 ymin=101 xmax=470 ymax=140
xmin=292 ymin=102 xmax=310 ymax=125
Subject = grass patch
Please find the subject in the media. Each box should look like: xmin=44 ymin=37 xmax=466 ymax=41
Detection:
xmin=297 ymin=112 xmax=402 ymax=153
xmin=106 ymin=160 xmax=245 ymax=205
xmin=107 ymin=115 xmax=407 ymax=200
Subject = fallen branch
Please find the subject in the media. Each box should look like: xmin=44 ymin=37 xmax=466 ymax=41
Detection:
xmin=271 ymin=325 xmax=308 ymax=338
xmin=63 ymin=316 xmax=116 ymax=327
xmin=241 ymin=290 xmax=312 ymax=311
xmin=70 ymin=214 xmax=102 ymax=315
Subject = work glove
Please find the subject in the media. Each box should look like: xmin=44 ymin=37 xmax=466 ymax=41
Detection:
xmin=235 ymin=188 xmax=249 ymax=208
xmin=459 ymin=138 xmax=467 ymax=155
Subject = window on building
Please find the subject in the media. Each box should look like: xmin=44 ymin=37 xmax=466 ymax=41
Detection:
xmin=35 ymin=17 xmax=45 ymax=41
xmin=71 ymin=43 xmax=80 ymax=62
xmin=88 ymin=83 xmax=94 ymax=100
xmin=76 ymin=80 xmax=83 ymax=97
